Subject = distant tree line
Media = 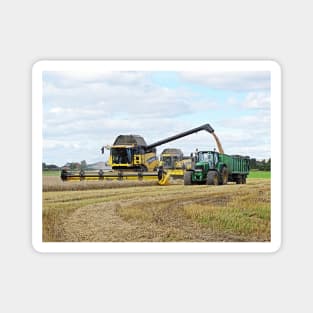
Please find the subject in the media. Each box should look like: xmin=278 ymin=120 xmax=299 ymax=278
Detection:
xmin=249 ymin=158 xmax=271 ymax=171
xmin=42 ymin=162 xmax=60 ymax=171
xmin=42 ymin=160 xmax=88 ymax=171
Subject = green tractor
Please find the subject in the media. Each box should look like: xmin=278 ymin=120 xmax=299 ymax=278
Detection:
xmin=184 ymin=150 xmax=250 ymax=186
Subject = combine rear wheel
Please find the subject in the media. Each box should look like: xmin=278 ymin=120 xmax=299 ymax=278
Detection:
xmin=207 ymin=171 xmax=219 ymax=186
xmin=184 ymin=171 xmax=192 ymax=185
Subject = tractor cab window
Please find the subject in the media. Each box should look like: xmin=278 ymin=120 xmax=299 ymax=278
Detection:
xmin=207 ymin=153 xmax=213 ymax=162
xmin=213 ymin=152 xmax=218 ymax=165
xmin=197 ymin=152 xmax=203 ymax=162
xmin=195 ymin=151 xmax=216 ymax=169
xmin=206 ymin=152 xmax=214 ymax=168
xmin=198 ymin=151 xmax=209 ymax=162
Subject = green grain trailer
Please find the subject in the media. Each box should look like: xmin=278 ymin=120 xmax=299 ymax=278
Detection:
xmin=184 ymin=150 xmax=250 ymax=185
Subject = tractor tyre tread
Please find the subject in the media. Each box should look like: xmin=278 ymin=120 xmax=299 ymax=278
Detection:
xmin=184 ymin=171 xmax=192 ymax=185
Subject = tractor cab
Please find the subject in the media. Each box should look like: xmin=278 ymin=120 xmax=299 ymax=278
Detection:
xmin=195 ymin=151 xmax=219 ymax=169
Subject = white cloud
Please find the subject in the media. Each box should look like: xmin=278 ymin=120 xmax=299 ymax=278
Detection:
xmin=49 ymin=107 xmax=73 ymax=113
xmin=43 ymin=139 xmax=81 ymax=150
xmin=179 ymin=71 xmax=270 ymax=91
xmin=241 ymin=92 xmax=270 ymax=110
xmin=44 ymin=76 xmax=196 ymax=119
xmin=215 ymin=112 xmax=270 ymax=159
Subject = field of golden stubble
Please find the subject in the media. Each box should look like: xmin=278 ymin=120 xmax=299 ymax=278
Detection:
xmin=42 ymin=176 xmax=270 ymax=242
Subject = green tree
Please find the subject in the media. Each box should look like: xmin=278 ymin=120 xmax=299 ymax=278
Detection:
xmin=264 ymin=158 xmax=271 ymax=171
xmin=250 ymin=158 xmax=257 ymax=169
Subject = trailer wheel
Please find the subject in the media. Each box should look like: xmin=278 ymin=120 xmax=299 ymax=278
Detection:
xmin=184 ymin=171 xmax=192 ymax=185
xmin=207 ymin=171 xmax=219 ymax=186
xmin=236 ymin=175 xmax=243 ymax=184
xmin=219 ymin=167 xmax=228 ymax=185
xmin=242 ymin=176 xmax=247 ymax=184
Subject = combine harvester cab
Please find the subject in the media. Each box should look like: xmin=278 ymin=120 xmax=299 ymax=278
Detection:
xmin=184 ymin=150 xmax=250 ymax=186
xmin=108 ymin=134 xmax=158 ymax=172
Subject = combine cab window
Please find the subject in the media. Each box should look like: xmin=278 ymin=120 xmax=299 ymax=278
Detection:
xmin=161 ymin=156 xmax=173 ymax=168
xmin=111 ymin=148 xmax=132 ymax=164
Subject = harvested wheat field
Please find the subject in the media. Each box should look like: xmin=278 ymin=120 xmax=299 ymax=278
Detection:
xmin=42 ymin=177 xmax=270 ymax=242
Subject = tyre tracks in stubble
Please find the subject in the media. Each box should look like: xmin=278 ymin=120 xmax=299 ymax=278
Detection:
xmin=60 ymin=181 xmax=267 ymax=242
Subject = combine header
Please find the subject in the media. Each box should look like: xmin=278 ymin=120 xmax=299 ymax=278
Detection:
xmin=60 ymin=123 xmax=225 ymax=185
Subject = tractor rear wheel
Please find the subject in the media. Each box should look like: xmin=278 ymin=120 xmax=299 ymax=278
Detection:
xmin=219 ymin=166 xmax=228 ymax=185
xmin=207 ymin=171 xmax=219 ymax=186
xmin=184 ymin=171 xmax=192 ymax=185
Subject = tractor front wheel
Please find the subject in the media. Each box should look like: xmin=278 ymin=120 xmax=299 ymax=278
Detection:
xmin=184 ymin=171 xmax=192 ymax=185
xmin=206 ymin=171 xmax=219 ymax=186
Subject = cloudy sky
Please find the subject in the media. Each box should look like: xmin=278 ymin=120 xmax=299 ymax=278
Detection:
xmin=43 ymin=70 xmax=271 ymax=166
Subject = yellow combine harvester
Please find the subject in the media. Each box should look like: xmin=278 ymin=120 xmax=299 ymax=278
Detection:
xmin=60 ymin=123 xmax=224 ymax=185
xmin=157 ymin=148 xmax=192 ymax=181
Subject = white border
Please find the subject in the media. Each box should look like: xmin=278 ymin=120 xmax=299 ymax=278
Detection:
xmin=32 ymin=60 xmax=281 ymax=253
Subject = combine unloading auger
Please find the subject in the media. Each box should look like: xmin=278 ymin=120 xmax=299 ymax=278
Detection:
xmin=60 ymin=123 xmax=224 ymax=185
